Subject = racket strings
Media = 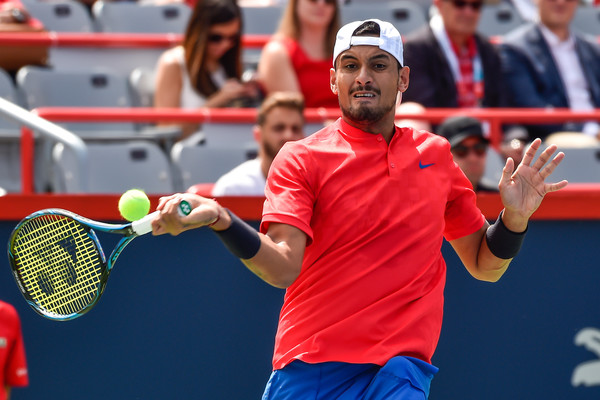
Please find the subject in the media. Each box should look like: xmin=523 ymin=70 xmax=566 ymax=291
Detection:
xmin=12 ymin=214 xmax=104 ymax=317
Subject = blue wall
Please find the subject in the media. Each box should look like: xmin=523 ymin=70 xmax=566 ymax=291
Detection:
xmin=1 ymin=220 xmax=599 ymax=399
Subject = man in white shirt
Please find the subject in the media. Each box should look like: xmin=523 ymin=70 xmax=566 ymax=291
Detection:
xmin=211 ymin=92 xmax=305 ymax=196
xmin=499 ymin=0 xmax=600 ymax=141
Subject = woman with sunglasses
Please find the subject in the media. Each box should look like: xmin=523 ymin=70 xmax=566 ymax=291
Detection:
xmin=154 ymin=0 xmax=261 ymax=139
xmin=257 ymin=0 xmax=340 ymax=108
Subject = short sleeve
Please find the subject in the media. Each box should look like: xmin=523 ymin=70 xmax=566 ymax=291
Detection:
xmin=260 ymin=141 xmax=315 ymax=245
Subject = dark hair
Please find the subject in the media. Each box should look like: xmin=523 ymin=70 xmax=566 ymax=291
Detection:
xmin=352 ymin=21 xmax=381 ymax=37
xmin=183 ymin=0 xmax=242 ymax=97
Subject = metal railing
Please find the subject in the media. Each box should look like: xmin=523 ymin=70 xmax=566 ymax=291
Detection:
xmin=0 ymin=97 xmax=89 ymax=192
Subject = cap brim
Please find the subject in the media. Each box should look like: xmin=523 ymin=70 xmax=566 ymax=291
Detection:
xmin=449 ymin=133 xmax=490 ymax=147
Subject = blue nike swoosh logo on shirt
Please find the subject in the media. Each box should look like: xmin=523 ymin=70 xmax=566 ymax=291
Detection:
xmin=419 ymin=161 xmax=435 ymax=169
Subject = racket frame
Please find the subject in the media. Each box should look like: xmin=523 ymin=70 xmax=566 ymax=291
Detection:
xmin=7 ymin=209 xmax=157 ymax=321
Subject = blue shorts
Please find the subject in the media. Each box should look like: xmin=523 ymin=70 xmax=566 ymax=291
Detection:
xmin=262 ymin=356 xmax=438 ymax=400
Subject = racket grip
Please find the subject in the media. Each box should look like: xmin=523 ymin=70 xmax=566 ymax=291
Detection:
xmin=131 ymin=210 xmax=160 ymax=235
xmin=178 ymin=200 xmax=192 ymax=216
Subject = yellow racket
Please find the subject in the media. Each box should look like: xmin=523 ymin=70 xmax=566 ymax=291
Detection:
xmin=7 ymin=208 xmax=157 ymax=321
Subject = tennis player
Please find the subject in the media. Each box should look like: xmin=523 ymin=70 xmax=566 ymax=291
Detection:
xmin=152 ymin=19 xmax=568 ymax=399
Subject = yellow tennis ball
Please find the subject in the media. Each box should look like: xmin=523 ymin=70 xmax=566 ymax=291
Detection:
xmin=118 ymin=189 xmax=150 ymax=222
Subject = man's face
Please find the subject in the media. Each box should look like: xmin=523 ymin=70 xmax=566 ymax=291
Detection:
xmin=537 ymin=0 xmax=578 ymax=32
xmin=258 ymin=106 xmax=305 ymax=159
xmin=330 ymin=45 xmax=409 ymax=125
xmin=451 ymin=136 xmax=488 ymax=188
xmin=435 ymin=0 xmax=483 ymax=37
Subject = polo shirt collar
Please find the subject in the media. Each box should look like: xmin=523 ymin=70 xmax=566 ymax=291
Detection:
xmin=337 ymin=118 xmax=399 ymax=141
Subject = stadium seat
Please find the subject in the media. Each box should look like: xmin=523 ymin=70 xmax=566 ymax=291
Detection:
xmin=239 ymin=5 xmax=284 ymax=69
xmin=16 ymin=65 xmax=137 ymax=138
xmin=170 ymin=125 xmax=257 ymax=191
xmin=51 ymin=140 xmax=174 ymax=193
xmin=540 ymin=133 xmax=600 ymax=183
xmin=240 ymin=5 xmax=283 ymax=35
xmin=478 ymin=3 xmax=525 ymax=37
xmin=546 ymin=146 xmax=600 ymax=183
xmin=25 ymin=0 xmax=94 ymax=32
xmin=15 ymin=66 xmax=180 ymax=192
xmin=47 ymin=46 xmax=167 ymax=80
xmin=573 ymin=5 xmax=600 ymax=36
xmin=0 ymin=141 xmax=21 ymax=193
xmin=345 ymin=0 xmax=431 ymax=12
xmin=92 ymin=1 xmax=191 ymax=33
xmin=128 ymin=67 xmax=155 ymax=108
xmin=340 ymin=0 xmax=427 ymax=36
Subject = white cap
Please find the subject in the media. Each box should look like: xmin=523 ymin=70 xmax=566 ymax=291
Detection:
xmin=332 ymin=19 xmax=403 ymax=67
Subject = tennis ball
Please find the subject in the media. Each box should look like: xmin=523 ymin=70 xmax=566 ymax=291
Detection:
xmin=118 ymin=189 xmax=150 ymax=222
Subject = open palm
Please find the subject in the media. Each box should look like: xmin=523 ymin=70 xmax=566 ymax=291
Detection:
xmin=499 ymin=138 xmax=568 ymax=220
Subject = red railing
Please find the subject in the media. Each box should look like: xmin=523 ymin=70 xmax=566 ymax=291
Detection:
xmin=0 ymin=32 xmax=597 ymax=48
xmin=0 ymin=32 xmax=270 ymax=48
xmin=17 ymin=106 xmax=600 ymax=192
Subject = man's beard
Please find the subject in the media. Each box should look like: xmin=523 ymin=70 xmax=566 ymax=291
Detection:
xmin=262 ymin=139 xmax=284 ymax=160
xmin=340 ymin=86 xmax=394 ymax=124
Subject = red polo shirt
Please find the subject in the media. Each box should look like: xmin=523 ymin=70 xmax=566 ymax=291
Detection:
xmin=261 ymin=118 xmax=485 ymax=370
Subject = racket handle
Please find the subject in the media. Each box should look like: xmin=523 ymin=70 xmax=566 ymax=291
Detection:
xmin=178 ymin=200 xmax=192 ymax=216
xmin=131 ymin=210 xmax=160 ymax=235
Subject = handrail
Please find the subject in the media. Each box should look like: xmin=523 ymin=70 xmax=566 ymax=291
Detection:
xmin=0 ymin=32 xmax=270 ymax=48
xmin=16 ymin=106 xmax=600 ymax=195
xmin=32 ymin=105 xmax=600 ymax=143
xmin=0 ymin=97 xmax=88 ymax=193
xmin=0 ymin=32 xmax=597 ymax=49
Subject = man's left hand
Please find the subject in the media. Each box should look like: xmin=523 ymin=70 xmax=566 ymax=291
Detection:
xmin=498 ymin=138 xmax=568 ymax=231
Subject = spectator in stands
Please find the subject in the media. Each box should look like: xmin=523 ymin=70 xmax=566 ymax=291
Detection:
xmin=257 ymin=0 xmax=341 ymax=108
xmin=0 ymin=300 xmax=29 ymax=400
xmin=0 ymin=0 xmax=34 ymax=25
xmin=154 ymin=0 xmax=261 ymax=139
xmin=437 ymin=115 xmax=499 ymax=192
xmin=499 ymin=0 xmax=600 ymax=141
xmin=401 ymin=0 xmax=527 ymax=164
xmin=210 ymin=92 xmax=305 ymax=196
xmin=402 ymin=0 xmax=506 ymax=109
xmin=0 ymin=0 xmax=47 ymax=76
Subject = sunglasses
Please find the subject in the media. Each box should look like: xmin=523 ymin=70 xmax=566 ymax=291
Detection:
xmin=207 ymin=33 xmax=238 ymax=43
xmin=308 ymin=0 xmax=336 ymax=5
xmin=447 ymin=0 xmax=483 ymax=11
xmin=452 ymin=142 xmax=488 ymax=158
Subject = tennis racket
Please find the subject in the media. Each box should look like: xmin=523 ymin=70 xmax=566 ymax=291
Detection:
xmin=7 ymin=208 xmax=159 ymax=321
